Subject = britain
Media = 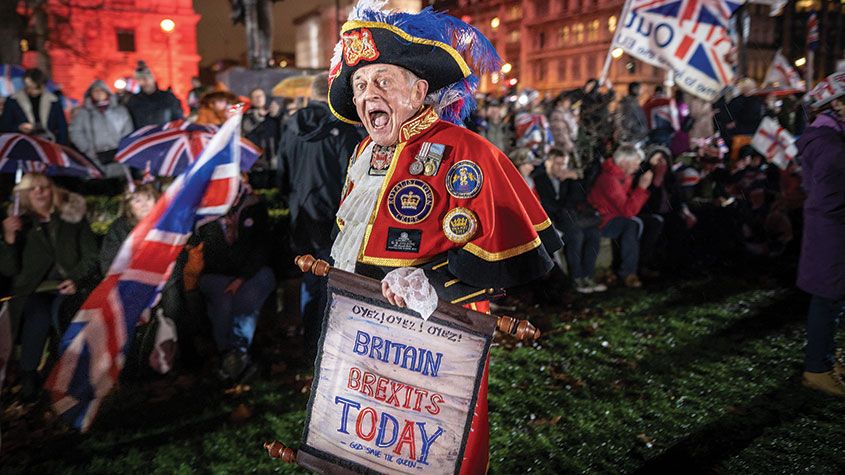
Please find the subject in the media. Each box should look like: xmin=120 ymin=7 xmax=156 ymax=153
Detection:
xmin=352 ymin=330 xmax=443 ymax=377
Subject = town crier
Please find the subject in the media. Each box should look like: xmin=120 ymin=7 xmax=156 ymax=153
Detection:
xmin=327 ymin=2 xmax=563 ymax=472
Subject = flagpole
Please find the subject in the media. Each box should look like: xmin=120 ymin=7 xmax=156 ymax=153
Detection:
xmin=806 ymin=50 xmax=815 ymax=90
xmin=600 ymin=0 xmax=633 ymax=85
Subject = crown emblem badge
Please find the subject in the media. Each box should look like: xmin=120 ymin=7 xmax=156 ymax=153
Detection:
xmin=446 ymin=160 xmax=483 ymax=199
xmin=443 ymin=207 xmax=479 ymax=244
xmin=388 ymin=179 xmax=433 ymax=224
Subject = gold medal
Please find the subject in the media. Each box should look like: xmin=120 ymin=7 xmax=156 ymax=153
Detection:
xmin=442 ymin=207 xmax=479 ymax=244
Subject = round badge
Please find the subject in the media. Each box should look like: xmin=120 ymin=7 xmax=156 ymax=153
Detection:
xmin=445 ymin=160 xmax=483 ymax=199
xmin=442 ymin=207 xmax=479 ymax=244
xmin=409 ymin=160 xmax=424 ymax=175
xmin=387 ymin=179 xmax=434 ymax=224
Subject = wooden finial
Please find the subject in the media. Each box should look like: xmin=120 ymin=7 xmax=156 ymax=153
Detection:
xmin=496 ymin=315 xmax=541 ymax=341
xmin=264 ymin=440 xmax=297 ymax=463
xmin=295 ymin=255 xmax=332 ymax=277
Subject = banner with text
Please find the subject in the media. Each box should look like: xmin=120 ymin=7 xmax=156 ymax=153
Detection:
xmin=299 ymin=275 xmax=491 ymax=474
xmin=613 ymin=0 xmax=745 ymax=101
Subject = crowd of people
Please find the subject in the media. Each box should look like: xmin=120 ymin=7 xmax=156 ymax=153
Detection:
xmin=0 ymin=53 xmax=841 ymax=409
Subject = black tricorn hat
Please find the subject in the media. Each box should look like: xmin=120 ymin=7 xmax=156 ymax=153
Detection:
xmin=327 ymin=4 xmax=501 ymax=125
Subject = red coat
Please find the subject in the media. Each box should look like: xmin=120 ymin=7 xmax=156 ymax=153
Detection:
xmin=588 ymin=159 xmax=650 ymax=228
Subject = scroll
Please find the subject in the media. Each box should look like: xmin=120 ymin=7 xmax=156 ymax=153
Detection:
xmin=265 ymin=255 xmax=539 ymax=474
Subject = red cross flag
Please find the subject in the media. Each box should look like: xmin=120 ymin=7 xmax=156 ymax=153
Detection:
xmin=751 ymin=117 xmax=797 ymax=170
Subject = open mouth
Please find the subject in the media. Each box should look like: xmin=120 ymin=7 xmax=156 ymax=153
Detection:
xmin=367 ymin=109 xmax=390 ymax=130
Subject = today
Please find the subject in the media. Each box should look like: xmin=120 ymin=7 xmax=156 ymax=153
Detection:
xmin=334 ymin=396 xmax=445 ymax=464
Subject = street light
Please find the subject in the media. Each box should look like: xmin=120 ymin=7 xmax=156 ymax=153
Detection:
xmin=611 ymin=48 xmax=624 ymax=59
xmin=491 ymin=17 xmax=500 ymax=30
xmin=160 ymin=18 xmax=176 ymax=91
xmin=501 ymin=62 xmax=512 ymax=74
xmin=795 ymin=57 xmax=807 ymax=67
xmin=114 ymin=78 xmax=127 ymax=90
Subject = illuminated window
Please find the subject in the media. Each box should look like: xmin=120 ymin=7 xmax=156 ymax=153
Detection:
xmin=116 ymin=29 xmax=136 ymax=52
xmin=509 ymin=30 xmax=520 ymax=43
xmin=561 ymin=25 xmax=570 ymax=44
xmin=608 ymin=15 xmax=617 ymax=33
xmin=574 ymin=23 xmax=584 ymax=43
xmin=509 ymin=5 xmax=522 ymax=19
xmin=588 ymin=19 xmax=600 ymax=41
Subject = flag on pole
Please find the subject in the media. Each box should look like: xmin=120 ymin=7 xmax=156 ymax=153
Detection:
xmin=807 ymin=12 xmax=819 ymax=51
xmin=751 ymin=116 xmax=797 ymax=170
xmin=762 ymin=49 xmax=805 ymax=91
xmin=44 ymin=114 xmax=244 ymax=432
xmin=612 ymin=0 xmax=745 ymax=101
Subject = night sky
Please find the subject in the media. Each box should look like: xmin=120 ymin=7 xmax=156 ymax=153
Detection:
xmin=193 ymin=0 xmax=336 ymax=66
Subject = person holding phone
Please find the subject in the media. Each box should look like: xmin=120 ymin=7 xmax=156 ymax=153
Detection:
xmin=0 ymin=173 xmax=98 ymax=402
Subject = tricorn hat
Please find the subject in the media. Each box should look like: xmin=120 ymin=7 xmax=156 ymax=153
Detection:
xmin=328 ymin=0 xmax=501 ymax=125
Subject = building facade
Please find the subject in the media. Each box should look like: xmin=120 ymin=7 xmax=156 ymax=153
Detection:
xmin=22 ymin=0 xmax=200 ymax=109
xmin=443 ymin=0 xmax=665 ymax=96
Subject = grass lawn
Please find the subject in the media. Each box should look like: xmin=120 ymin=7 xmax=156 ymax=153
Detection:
xmin=2 ymin=262 xmax=844 ymax=474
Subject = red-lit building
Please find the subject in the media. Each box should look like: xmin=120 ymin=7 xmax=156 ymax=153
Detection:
xmin=22 ymin=0 xmax=200 ymax=109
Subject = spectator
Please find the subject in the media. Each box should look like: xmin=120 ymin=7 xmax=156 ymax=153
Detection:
xmin=643 ymin=85 xmax=679 ymax=146
xmin=795 ymin=75 xmax=845 ymax=397
xmin=194 ymin=181 xmax=275 ymax=383
xmin=687 ymin=95 xmax=714 ymax=143
xmin=195 ymin=89 xmax=240 ymax=126
xmin=99 ymin=184 xmax=159 ymax=274
xmin=480 ymin=99 xmax=513 ymax=154
xmin=588 ymin=144 xmax=652 ymax=288
xmin=242 ymin=87 xmax=281 ymax=172
xmin=549 ymin=95 xmax=579 ymax=156
xmin=727 ymin=78 xmax=764 ymax=161
xmin=509 ymin=147 xmax=540 ymax=189
xmin=126 ymin=61 xmax=184 ymax=128
xmin=0 ymin=68 xmax=68 ymax=144
xmin=578 ymin=78 xmax=615 ymax=153
xmin=616 ymin=81 xmax=648 ymax=145
xmin=69 ymin=80 xmax=134 ymax=166
xmin=0 ymin=173 xmax=98 ymax=402
xmin=277 ymin=72 xmax=362 ymax=359
xmin=187 ymin=77 xmax=205 ymax=114
xmin=533 ymin=148 xmax=605 ymax=293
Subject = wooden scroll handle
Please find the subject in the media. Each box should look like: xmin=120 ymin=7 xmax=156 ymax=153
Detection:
xmin=295 ymin=254 xmax=332 ymax=277
xmin=264 ymin=440 xmax=297 ymax=463
xmin=497 ymin=315 xmax=541 ymax=341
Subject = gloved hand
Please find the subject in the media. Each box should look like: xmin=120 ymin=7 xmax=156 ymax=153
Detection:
xmin=381 ymin=267 xmax=438 ymax=320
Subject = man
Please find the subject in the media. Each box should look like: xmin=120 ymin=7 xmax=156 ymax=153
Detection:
xmin=187 ymin=76 xmax=205 ymax=113
xmin=616 ymin=81 xmax=648 ymax=145
xmin=0 ymin=68 xmax=68 ymax=144
xmin=588 ymin=144 xmax=653 ymax=288
xmin=277 ymin=73 xmax=362 ymax=358
xmin=243 ymin=87 xmax=281 ymax=171
xmin=326 ymin=5 xmax=562 ymax=472
xmin=578 ymin=77 xmax=615 ymax=155
xmin=125 ymin=60 xmax=183 ymax=129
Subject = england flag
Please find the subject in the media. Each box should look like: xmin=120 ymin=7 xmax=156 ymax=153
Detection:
xmin=44 ymin=114 xmax=244 ymax=431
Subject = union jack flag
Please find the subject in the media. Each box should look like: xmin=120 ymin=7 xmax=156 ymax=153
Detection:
xmin=514 ymin=112 xmax=554 ymax=152
xmin=0 ymin=64 xmax=24 ymax=98
xmin=116 ymin=120 xmax=261 ymax=177
xmin=807 ymin=12 xmax=819 ymax=51
xmin=44 ymin=114 xmax=244 ymax=431
xmin=616 ymin=0 xmax=744 ymax=101
xmin=0 ymin=133 xmax=103 ymax=178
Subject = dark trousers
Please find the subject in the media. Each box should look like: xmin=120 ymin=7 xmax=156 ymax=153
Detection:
xmin=636 ymin=213 xmax=665 ymax=269
xmin=302 ymin=248 xmax=332 ymax=360
xmin=805 ymin=295 xmax=845 ymax=373
xmin=558 ymin=222 xmax=601 ymax=280
xmin=601 ymin=217 xmax=640 ymax=277
xmin=20 ymin=293 xmax=64 ymax=372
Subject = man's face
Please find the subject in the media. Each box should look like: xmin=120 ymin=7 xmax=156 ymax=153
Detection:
xmin=618 ymin=157 xmax=641 ymax=175
xmin=250 ymin=89 xmax=266 ymax=109
xmin=24 ymin=78 xmax=43 ymax=96
xmin=352 ymin=64 xmax=428 ymax=146
xmin=549 ymin=154 xmax=569 ymax=179
xmin=91 ymin=87 xmax=109 ymax=103
xmin=138 ymin=75 xmax=156 ymax=93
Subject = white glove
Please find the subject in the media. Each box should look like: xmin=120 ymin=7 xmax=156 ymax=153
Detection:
xmin=381 ymin=267 xmax=439 ymax=320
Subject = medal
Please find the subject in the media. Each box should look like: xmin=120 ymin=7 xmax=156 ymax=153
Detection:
xmin=409 ymin=160 xmax=424 ymax=175
xmin=424 ymin=160 xmax=437 ymax=176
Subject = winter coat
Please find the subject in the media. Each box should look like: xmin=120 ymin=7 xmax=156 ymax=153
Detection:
xmin=194 ymin=195 xmax=271 ymax=279
xmin=588 ymin=159 xmax=649 ymax=228
xmin=532 ymin=167 xmax=595 ymax=229
xmin=126 ymin=88 xmax=183 ymax=129
xmin=796 ymin=112 xmax=845 ymax=299
xmin=0 ymin=192 xmax=99 ymax=335
xmin=69 ymin=80 xmax=134 ymax=160
xmin=243 ymin=109 xmax=280 ymax=168
xmin=0 ymin=89 xmax=68 ymax=144
xmin=277 ymin=101 xmax=363 ymax=252
xmin=99 ymin=215 xmax=134 ymax=276
xmin=727 ymin=94 xmax=764 ymax=136
xmin=616 ymin=95 xmax=648 ymax=143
